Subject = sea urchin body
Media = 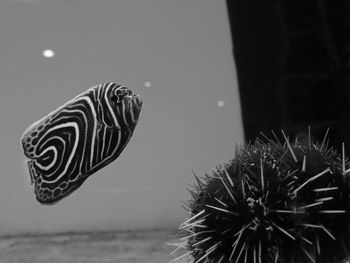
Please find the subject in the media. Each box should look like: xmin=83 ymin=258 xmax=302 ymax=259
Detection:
xmin=173 ymin=130 xmax=350 ymax=263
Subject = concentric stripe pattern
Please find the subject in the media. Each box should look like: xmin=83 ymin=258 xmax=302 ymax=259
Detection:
xmin=21 ymin=83 xmax=142 ymax=205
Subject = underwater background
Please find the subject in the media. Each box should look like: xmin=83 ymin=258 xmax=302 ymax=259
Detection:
xmin=0 ymin=0 xmax=242 ymax=238
xmin=2 ymin=0 xmax=349 ymax=262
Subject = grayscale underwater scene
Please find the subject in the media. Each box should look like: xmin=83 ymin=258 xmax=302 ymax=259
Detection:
xmin=0 ymin=0 xmax=349 ymax=263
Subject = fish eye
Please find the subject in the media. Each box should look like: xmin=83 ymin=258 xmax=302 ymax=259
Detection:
xmin=110 ymin=88 xmax=132 ymax=105
xmin=116 ymin=88 xmax=132 ymax=97
xmin=110 ymin=88 xmax=126 ymax=105
xmin=115 ymin=88 xmax=124 ymax=97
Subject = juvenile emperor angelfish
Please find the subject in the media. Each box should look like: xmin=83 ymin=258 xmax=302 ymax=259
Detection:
xmin=21 ymin=83 xmax=142 ymax=205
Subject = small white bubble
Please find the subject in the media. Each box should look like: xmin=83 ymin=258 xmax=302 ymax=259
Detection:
xmin=217 ymin=100 xmax=225 ymax=107
xmin=144 ymin=81 xmax=152 ymax=87
xmin=42 ymin=49 xmax=55 ymax=58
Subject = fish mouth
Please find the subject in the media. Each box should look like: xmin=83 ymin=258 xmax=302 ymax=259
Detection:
xmin=132 ymin=94 xmax=142 ymax=108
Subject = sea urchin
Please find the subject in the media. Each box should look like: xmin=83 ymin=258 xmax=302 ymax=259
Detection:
xmin=172 ymin=130 xmax=350 ymax=263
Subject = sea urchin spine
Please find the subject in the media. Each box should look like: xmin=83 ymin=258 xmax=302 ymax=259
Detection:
xmin=172 ymin=130 xmax=350 ymax=263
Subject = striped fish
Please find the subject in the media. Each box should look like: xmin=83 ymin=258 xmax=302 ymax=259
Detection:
xmin=21 ymin=83 xmax=142 ymax=205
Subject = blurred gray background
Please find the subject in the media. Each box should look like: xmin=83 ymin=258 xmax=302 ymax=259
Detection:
xmin=0 ymin=0 xmax=243 ymax=235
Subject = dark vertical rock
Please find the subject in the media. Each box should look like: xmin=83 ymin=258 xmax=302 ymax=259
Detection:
xmin=227 ymin=0 xmax=350 ymax=149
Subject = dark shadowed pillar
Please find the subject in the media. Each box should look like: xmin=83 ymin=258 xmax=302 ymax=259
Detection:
xmin=227 ymin=0 xmax=350 ymax=149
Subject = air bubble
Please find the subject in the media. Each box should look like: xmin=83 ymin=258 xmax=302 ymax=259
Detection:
xmin=144 ymin=81 xmax=152 ymax=87
xmin=217 ymin=101 xmax=225 ymax=107
xmin=42 ymin=49 xmax=55 ymax=58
